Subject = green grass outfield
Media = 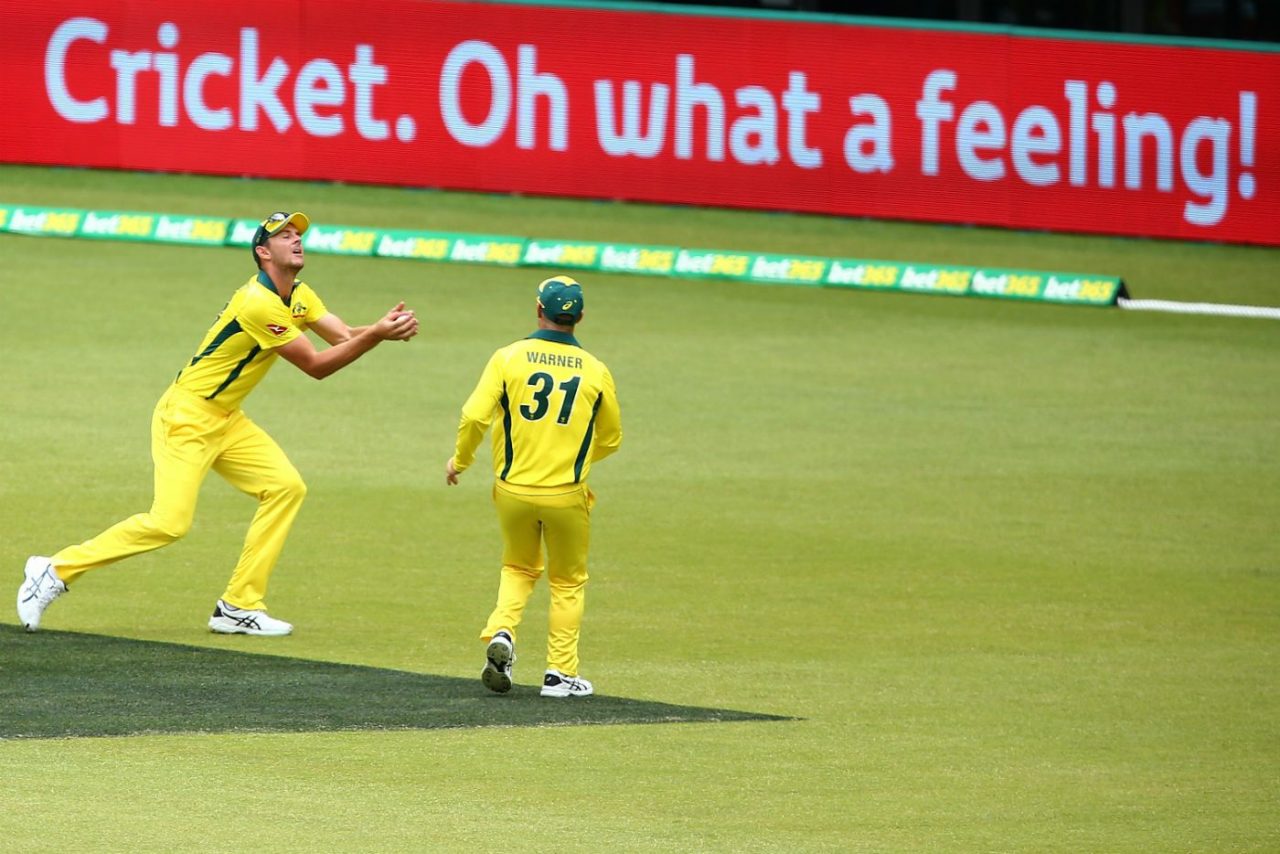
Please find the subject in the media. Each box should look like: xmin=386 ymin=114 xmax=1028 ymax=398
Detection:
xmin=0 ymin=164 xmax=1277 ymax=851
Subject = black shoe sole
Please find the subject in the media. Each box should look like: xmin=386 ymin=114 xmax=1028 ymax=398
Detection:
xmin=481 ymin=663 xmax=512 ymax=693
xmin=481 ymin=638 xmax=513 ymax=693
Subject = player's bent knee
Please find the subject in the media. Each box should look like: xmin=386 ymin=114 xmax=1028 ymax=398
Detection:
xmin=149 ymin=511 xmax=194 ymax=542
xmin=267 ymin=472 xmax=307 ymax=503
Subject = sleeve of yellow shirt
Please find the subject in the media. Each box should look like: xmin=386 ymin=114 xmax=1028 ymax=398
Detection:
xmin=591 ymin=365 xmax=622 ymax=463
xmin=453 ymin=348 xmax=507 ymax=473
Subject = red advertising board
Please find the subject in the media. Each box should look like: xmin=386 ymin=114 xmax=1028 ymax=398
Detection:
xmin=2 ymin=0 xmax=1276 ymax=245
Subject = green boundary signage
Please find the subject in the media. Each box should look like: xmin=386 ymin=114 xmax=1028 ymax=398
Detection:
xmin=1 ymin=204 xmax=1127 ymax=307
xmin=6 ymin=205 xmax=83 ymax=237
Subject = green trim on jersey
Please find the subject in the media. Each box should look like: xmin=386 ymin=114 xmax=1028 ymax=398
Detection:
xmin=182 ymin=318 xmax=243 ymax=374
xmin=208 ymin=345 xmax=263 ymax=400
xmin=573 ymin=395 xmax=604 ymax=483
xmin=499 ymin=387 xmax=515 ymax=481
xmin=256 ymin=270 xmax=296 ymax=305
xmin=527 ymin=329 xmax=581 ymax=347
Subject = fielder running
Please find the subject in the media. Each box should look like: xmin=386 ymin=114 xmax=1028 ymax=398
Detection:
xmin=17 ymin=211 xmax=419 ymax=636
xmin=446 ymin=275 xmax=622 ymax=698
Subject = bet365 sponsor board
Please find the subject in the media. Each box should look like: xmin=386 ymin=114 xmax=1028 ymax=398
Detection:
xmin=0 ymin=204 xmax=1126 ymax=306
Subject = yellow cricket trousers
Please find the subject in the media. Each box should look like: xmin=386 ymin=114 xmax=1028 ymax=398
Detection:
xmin=481 ymin=481 xmax=594 ymax=677
xmin=52 ymin=385 xmax=306 ymax=610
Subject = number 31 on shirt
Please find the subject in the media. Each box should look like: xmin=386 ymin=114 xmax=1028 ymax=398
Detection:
xmin=520 ymin=372 xmax=580 ymax=424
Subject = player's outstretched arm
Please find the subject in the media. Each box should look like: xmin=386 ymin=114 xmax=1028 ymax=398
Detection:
xmin=310 ymin=308 xmax=409 ymax=345
xmin=278 ymin=302 xmax=418 ymax=380
xmin=309 ymin=313 xmax=357 ymax=345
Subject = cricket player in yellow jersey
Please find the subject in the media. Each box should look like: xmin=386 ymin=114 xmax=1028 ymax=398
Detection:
xmin=446 ymin=275 xmax=622 ymax=698
xmin=17 ymin=211 xmax=419 ymax=636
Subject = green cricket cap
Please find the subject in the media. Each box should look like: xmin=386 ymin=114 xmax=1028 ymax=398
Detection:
xmin=537 ymin=275 xmax=585 ymax=322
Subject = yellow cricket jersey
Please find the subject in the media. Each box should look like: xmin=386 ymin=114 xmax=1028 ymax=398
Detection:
xmin=174 ymin=271 xmax=328 ymax=410
xmin=454 ymin=330 xmax=622 ymax=487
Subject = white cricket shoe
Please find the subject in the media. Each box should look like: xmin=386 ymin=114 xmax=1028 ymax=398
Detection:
xmin=17 ymin=556 xmax=66 ymax=632
xmin=482 ymin=630 xmax=515 ymax=694
xmin=540 ymin=669 xmax=593 ymax=698
xmin=208 ymin=599 xmax=293 ymax=636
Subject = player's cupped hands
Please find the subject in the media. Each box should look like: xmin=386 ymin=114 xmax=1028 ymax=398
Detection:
xmin=375 ymin=301 xmax=420 ymax=341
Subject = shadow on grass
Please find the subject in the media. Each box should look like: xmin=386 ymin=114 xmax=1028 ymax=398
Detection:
xmin=0 ymin=625 xmax=791 ymax=739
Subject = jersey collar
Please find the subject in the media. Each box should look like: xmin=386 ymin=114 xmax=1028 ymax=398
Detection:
xmin=527 ymin=329 xmax=580 ymax=347
xmin=255 ymin=270 xmax=296 ymax=305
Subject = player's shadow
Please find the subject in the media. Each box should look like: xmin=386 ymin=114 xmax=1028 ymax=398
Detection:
xmin=0 ymin=624 xmax=792 ymax=739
